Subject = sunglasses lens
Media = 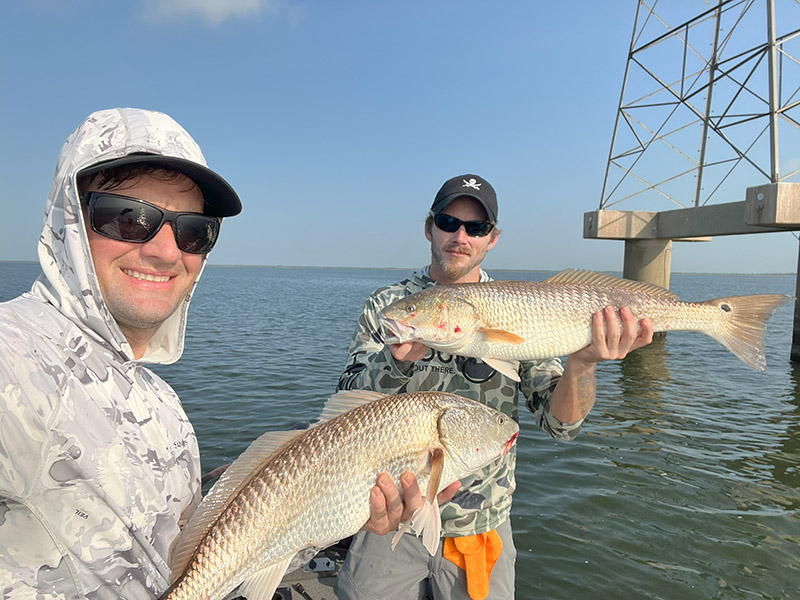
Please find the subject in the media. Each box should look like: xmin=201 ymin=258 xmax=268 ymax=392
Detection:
xmin=434 ymin=213 xmax=492 ymax=237
xmin=175 ymin=214 xmax=219 ymax=253
xmin=434 ymin=213 xmax=461 ymax=233
xmin=464 ymin=222 xmax=492 ymax=237
xmin=88 ymin=193 xmax=219 ymax=254
xmin=91 ymin=196 xmax=162 ymax=242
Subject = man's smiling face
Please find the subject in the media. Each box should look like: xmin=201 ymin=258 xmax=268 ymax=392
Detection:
xmin=83 ymin=172 xmax=206 ymax=353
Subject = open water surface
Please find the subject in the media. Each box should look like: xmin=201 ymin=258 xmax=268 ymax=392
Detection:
xmin=1 ymin=262 xmax=798 ymax=599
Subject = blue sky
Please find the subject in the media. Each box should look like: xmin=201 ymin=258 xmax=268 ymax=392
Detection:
xmin=2 ymin=0 xmax=798 ymax=274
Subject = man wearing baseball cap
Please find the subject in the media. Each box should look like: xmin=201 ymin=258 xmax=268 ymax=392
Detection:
xmin=337 ymin=174 xmax=653 ymax=599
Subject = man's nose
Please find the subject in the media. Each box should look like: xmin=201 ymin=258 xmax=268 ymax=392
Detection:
xmin=453 ymin=224 xmax=472 ymax=242
xmin=141 ymin=221 xmax=182 ymax=261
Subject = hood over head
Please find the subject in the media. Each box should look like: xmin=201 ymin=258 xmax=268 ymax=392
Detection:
xmin=32 ymin=107 xmax=238 ymax=365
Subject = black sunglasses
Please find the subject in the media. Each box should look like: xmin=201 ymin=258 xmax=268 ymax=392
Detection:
xmin=432 ymin=212 xmax=495 ymax=238
xmin=81 ymin=192 xmax=220 ymax=254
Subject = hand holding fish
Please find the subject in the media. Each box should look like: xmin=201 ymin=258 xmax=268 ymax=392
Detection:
xmin=363 ymin=471 xmax=462 ymax=535
xmin=389 ymin=341 xmax=430 ymax=364
xmin=550 ymin=305 xmax=654 ymax=424
xmin=569 ymin=306 xmax=654 ymax=365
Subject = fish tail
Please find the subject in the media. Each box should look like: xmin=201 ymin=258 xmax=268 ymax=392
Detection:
xmin=703 ymin=294 xmax=792 ymax=371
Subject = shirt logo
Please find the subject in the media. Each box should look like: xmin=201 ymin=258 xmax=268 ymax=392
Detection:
xmin=462 ymin=178 xmax=482 ymax=190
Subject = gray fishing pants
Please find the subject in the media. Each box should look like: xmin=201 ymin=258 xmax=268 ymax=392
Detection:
xmin=336 ymin=519 xmax=516 ymax=600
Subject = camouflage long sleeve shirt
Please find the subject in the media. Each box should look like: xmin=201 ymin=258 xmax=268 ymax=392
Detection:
xmin=337 ymin=269 xmax=585 ymax=537
xmin=0 ymin=295 xmax=202 ymax=599
xmin=0 ymin=109 xmax=211 ymax=599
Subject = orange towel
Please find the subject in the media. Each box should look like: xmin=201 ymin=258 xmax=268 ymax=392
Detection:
xmin=443 ymin=530 xmax=503 ymax=600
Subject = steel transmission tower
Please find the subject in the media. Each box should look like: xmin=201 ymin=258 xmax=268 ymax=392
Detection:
xmin=584 ymin=0 xmax=800 ymax=360
xmin=600 ymin=0 xmax=799 ymax=213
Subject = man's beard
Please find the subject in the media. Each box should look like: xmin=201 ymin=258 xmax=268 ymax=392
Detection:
xmin=433 ymin=244 xmax=481 ymax=282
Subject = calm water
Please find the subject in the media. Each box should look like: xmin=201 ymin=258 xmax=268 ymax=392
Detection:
xmin=2 ymin=262 xmax=798 ymax=599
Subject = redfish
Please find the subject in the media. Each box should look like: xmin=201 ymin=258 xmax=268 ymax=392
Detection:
xmin=161 ymin=390 xmax=518 ymax=600
xmin=380 ymin=269 xmax=791 ymax=381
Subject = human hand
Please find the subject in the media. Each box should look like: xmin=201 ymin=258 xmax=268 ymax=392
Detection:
xmin=571 ymin=306 xmax=654 ymax=366
xmin=361 ymin=471 xmax=461 ymax=535
xmin=389 ymin=342 xmax=430 ymax=363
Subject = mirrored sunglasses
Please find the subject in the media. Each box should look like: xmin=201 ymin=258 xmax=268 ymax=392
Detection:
xmin=81 ymin=191 xmax=220 ymax=254
xmin=432 ymin=212 xmax=495 ymax=238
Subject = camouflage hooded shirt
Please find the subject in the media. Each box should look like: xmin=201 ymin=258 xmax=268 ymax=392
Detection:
xmin=0 ymin=109 xmax=209 ymax=599
xmin=338 ymin=268 xmax=585 ymax=538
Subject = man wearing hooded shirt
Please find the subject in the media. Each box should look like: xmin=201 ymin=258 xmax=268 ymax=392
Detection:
xmin=336 ymin=174 xmax=654 ymax=600
xmin=0 ymin=108 xmax=444 ymax=599
xmin=0 ymin=108 xmax=243 ymax=598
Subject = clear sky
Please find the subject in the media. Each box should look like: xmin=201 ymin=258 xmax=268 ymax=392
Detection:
xmin=2 ymin=0 xmax=798 ymax=274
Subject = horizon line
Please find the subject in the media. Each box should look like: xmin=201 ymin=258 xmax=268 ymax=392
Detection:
xmin=0 ymin=260 xmax=793 ymax=277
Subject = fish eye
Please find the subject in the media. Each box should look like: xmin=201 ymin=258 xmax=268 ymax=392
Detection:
xmin=406 ymin=304 xmax=416 ymax=313
xmin=496 ymin=416 xmax=505 ymax=425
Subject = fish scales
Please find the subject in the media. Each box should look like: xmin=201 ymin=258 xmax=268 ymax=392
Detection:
xmin=379 ymin=270 xmax=792 ymax=377
xmin=175 ymin=398 xmax=435 ymax=594
xmin=457 ymin=280 xmax=710 ymax=359
xmin=162 ymin=391 xmax=518 ymax=600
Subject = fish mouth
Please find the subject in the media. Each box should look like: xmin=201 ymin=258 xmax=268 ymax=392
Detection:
xmin=381 ymin=318 xmax=416 ymax=345
xmin=500 ymin=432 xmax=518 ymax=456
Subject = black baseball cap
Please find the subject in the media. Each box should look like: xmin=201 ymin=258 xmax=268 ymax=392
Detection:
xmin=430 ymin=174 xmax=498 ymax=223
xmin=79 ymin=153 xmax=241 ymax=218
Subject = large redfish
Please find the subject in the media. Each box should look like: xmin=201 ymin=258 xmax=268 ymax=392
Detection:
xmin=380 ymin=269 xmax=792 ymax=381
xmin=161 ymin=390 xmax=518 ymax=600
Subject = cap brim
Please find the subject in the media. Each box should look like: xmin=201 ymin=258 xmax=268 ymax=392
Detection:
xmin=79 ymin=154 xmax=241 ymax=217
xmin=431 ymin=192 xmax=496 ymax=223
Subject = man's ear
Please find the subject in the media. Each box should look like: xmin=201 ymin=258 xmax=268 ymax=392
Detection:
xmin=486 ymin=230 xmax=500 ymax=251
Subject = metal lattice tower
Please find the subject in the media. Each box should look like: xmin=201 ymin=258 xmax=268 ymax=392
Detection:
xmin=584 ymin=0 xmax=800 ymax=361
xmin=599 ymin=0 xmax=800 ymax=213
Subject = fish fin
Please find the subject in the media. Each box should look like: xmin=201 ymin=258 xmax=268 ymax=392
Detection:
xmin=168 ymin=429 xmax=305 ymax=579
xmin=478 ymin=327 xmax=526 ymax=344
xmin=392 ymin=518 xmax=413 ymax=548
xmin=480 ymin=357 xmax=521 ymax=382
xmin=238 ymin=554 xmax=295 ymax=600
xmin=392 ymin=448 xmax=445 ymax=555
xmin=425 ymin=448 xmax=445 ymax=503
xmin=703 ymin=294 xmax=792 ymax=371
xmin=391 ymin=498 xmax=442 ymax=555
xmin=417 ymin=499 xmax=443 ymax=556
xmin=545 ymin=269 xmax=678 ymax=299
xmin=315 ymin=390 xmax=388 ymax=424
xmin=409 ymin=495 xmax=443 ymax=556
